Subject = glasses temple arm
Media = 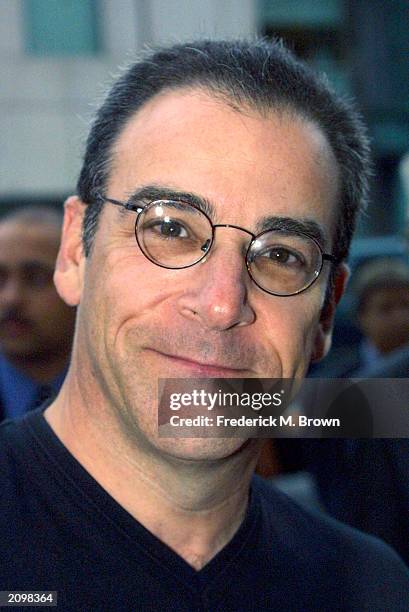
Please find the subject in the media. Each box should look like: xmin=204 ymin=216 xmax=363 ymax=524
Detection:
xmin=96 ymin=195 xmax=143 ymax=213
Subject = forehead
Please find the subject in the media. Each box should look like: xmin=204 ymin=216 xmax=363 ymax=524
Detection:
xmin=107 ymin=88 xmax=339 ymax=236
xmin=0 ymin=221 xmax=60 ymax=266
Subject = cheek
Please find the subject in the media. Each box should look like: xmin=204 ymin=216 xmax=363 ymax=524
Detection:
xmin=84 ymin=252 xmax=174 ymax=346
xmin=261 ymin=294 xmax=322 ymax=373
xmin=108 ymin=274 xmax=161 ymax=326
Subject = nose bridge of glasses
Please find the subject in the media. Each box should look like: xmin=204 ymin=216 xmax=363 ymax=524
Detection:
xmin=212 ymin=223 xmax=255 ymax=239
xmin=209 ymin=224 xmax=255 ymax=260
xmin=213 ymin=223 xmax=256 ymax=255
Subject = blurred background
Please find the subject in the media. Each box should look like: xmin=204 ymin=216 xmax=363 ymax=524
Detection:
xmin=1 ymin=0 xmax=408 ymax=375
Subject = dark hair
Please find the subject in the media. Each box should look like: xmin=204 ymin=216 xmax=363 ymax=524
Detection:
xmin=78 ymin=38 xmax=371 ymax=265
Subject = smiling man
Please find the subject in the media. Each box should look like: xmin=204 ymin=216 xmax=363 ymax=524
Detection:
xmin=1 ymin=40 xmax=408 ymax=611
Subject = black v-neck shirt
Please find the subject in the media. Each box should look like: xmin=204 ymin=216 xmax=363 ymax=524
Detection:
xmin=1 ymin=410 xmax=408 ymax=611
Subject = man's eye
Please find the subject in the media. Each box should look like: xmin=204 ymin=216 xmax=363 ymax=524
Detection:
xmin=148 ymin=219 xmax=189 ymax=239
xmin=261 ymin=247 xmax=304 ymax=266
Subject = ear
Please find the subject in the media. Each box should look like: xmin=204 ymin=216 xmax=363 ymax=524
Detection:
xmin=54 ymin=196 xmax=86 ymax=306
xmin=310 ymin=262 xmax=350 ymax=363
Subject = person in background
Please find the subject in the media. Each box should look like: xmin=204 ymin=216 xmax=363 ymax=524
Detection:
xmin=350 ymin=258 xmax=409 ymax=375
xmin=0 ymin=206 xmax=76 ymax=420
xmin=271 ymin=258 xmax=409 ymax=564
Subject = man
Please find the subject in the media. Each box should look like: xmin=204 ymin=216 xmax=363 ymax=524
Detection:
xmin=1 ymin=40 xmax=408 ymax=610
xmin=317 ymin=258 xmax=409 ymax=377
xmin=0 ymin=206 xmax=76 ymax=420
xmin=353 ymin=258 xmax=409 ymax=374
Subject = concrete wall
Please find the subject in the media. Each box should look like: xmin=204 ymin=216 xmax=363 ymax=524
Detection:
xmin=0 ymin=0 xmax=256 ymax=198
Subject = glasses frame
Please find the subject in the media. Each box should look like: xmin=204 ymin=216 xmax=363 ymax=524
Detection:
xmin=99 ymin=194 xmax=337 ymax=297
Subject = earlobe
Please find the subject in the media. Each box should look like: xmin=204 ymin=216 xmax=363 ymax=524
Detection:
xmin=54 ymin=196 xmax=87 ymax=307
xmin=311 ymin=263 xmax=350 ymax=363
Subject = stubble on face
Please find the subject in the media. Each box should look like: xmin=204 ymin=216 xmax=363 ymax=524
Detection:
xmin=72 ymin=89 xmax=339 ymax=461
xmin=76 ymin=260 xmax=274 ymax=460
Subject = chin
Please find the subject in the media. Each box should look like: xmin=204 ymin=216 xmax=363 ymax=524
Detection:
xmin=153 ymin=436 xmax=249 ymax=463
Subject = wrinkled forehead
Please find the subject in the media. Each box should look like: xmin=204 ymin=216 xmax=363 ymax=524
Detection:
xmin=106 ymin=88 xmax=340 ymax=241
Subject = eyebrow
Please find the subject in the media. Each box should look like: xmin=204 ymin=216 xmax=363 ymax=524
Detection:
xmin=256 ymin=215 xmax=327 ymax=249
xmin=125 ymin=184 xmax=329 ymax=250
xmin=126 ymin=185 xmax=215 ymax=218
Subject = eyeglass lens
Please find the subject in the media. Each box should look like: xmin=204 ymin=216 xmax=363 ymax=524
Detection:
xmin=136 ymin=200 xmax=323 ymax=296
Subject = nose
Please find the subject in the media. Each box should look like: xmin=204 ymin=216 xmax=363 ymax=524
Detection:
xmin=177 ymin=234 xmax=256 ymax=331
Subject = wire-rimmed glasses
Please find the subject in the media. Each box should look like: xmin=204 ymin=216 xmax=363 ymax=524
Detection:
xmin=99 ymin=195 xmax=336 ymax=297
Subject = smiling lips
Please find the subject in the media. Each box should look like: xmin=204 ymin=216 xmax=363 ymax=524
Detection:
xmin=147 ymin=348 xmax=251 ymax=377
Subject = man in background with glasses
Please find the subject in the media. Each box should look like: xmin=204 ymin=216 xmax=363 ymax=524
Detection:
xmin=0 ymin=40 xmax=408 ymax=610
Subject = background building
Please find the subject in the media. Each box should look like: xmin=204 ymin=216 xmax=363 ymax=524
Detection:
xmin=0 ymin=0 xmax=255 ymax=203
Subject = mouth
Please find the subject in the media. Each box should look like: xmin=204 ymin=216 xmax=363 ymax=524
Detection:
xmin=146 ymin=348 xmax=251 ymax=377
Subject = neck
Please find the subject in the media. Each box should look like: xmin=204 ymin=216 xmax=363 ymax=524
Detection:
xmin=5 ymin=351 xmax=69 ymax=384
xmin=45 ymin=369 xmax=262 ymax=570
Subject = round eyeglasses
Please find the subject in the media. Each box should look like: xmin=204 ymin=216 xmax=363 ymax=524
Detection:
xmin=99 ymin=195 xmax=336 ymax=297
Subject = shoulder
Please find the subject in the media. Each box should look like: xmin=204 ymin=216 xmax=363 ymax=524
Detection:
xmin=0 ymin=412 xmax=48 ymax=504
xmin=0 ymin=417 xmax=26 ymax=465
xmin=0 ymin=414 xmax=35 ymax=452
xmin=252 ymin=475 xmax=409 ymax=607
xmin=252 ymin=474 xmax=397 ymax=556
xmin=0 ymin=417 xmax=34 ymax=492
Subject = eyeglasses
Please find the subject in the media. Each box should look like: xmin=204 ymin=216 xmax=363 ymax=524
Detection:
xmin=99 ymin=195 xmax=336 ymax=297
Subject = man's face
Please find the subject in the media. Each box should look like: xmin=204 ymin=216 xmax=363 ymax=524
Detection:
xmin=359 ymin=284 xmax=409 ymax=353
xmin=58 ymin=89 xmax=342 ymax=459
xmin=0 ymin=220 xmax=75 ymax=362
